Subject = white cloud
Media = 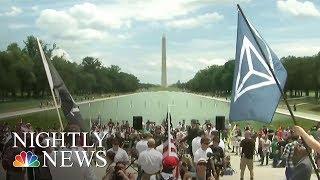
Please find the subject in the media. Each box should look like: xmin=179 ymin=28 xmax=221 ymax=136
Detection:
xmin=31 ymin=6 xmax=39 ymax=11
xmin=8 ymin=23 xmax=29 ymax=29
xmin=36 ymin=1 xmax=219 ymax=43
xmin=167 ymin=59 xmax=195 ymax=71
xmin=130 ymin=0 xmax=200 ymax=21
xmin=37 ymin=9 xmax=77 ymax=32
xmin=197 ymin=58 xmax=226 ymax=66
xmin=36 ymin=9 xmax=107 ymax=41
xmin=0 ymin=6 xmax=22 ymax=16
xmin=68 ymin=3 xmax=131 ymax=29
xmin=165 ymin=12 xmax=223 ymax=29
xmin=273 ymin=39 xmax=320 ymax=57
xmin=117 ymin=33 xmax=132 ymax=40
xmin=36 ymin=1 xmax=219 ymax=32
xmin=52 ymin=48 xmax=72 ymax=61
xmin=37 ymin=1 xmax=202 ymax=32
xmin=131 ymin=48 xmax=229 ymax=84
xmin=277 ymin=0 xmax=320 ymax=17
xmin=33 ymin=1 xmax=249 ymax=84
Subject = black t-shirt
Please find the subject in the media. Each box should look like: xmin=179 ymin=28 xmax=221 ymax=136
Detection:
xmin=209 ymin=145 xmax=225 ymax=167
xmin=187 ymin=128 xmax=199 ymax=144
xmin=240 ymin=138 xmax=255 ymax=159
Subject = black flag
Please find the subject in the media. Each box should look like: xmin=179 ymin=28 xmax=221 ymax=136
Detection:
xmin=37 ymin=38 xmax=86 ymax=130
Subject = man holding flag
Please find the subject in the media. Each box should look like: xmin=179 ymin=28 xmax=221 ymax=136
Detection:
xmin=229 ymin=4 xmax=317 ymax=180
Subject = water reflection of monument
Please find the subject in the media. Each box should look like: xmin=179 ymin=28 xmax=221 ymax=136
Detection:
xmin=161 ymin=34 xmax=167 ymax=87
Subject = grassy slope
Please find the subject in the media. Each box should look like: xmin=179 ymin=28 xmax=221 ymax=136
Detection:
xmin=279 ymin=97 xmax=320 ymax=115
xmin=2 ymin=109 xmax=68 ymax=130
xmin=0 ymin=99 xmax=43 ymax=114
xmin=0 ymin=93 xmax=121 ymax=114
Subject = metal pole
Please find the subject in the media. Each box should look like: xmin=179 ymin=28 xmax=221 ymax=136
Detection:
xmin=37 ymin=38 xmax=63 ymax=131
xmin=51 ymin=89 xmax=64 ymax=131
xmin=89 ymin=102 xmax=91 ymax=127
xmin=167 ymin=104 xmax=175 ymax=155
xmin=237 ymin=4 xmax=320 ymax=179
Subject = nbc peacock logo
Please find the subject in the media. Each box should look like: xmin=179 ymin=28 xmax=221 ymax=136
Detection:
xmin=13 ymin=151 xmax=40 ymax=167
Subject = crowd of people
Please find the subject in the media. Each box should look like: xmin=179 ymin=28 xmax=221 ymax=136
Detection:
xmin=0 ymin=119 xmax=319 ymax=180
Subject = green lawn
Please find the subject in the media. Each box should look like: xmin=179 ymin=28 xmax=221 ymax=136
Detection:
xmin=1 ymin=109 xmax=68 ymax=130
xmin=278 ymin=96 xmax=320 ymax=115
xmin=0 ymin=99 xmax=43 ymax=114
xmin=234 ymin=116 xmax=317 ymax=132
xmin=191 ymin=92 xmax=320 ymax=116
xmin=0 ymin=93 xmax=127 ymax=114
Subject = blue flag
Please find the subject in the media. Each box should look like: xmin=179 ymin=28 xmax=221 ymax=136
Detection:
xmin=229 ymin=10 xmax=287 ymax=123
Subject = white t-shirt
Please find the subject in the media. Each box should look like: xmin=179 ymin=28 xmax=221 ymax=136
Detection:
xmin=107 ymin=147 xmax=130 ymax=164
xmin=194 ymin=147 xmax=212 ymax=164
xmin=138 ymin=148 xmax=163 ymax=174
xmin=192 ymin=136 xmax=201 ymax=155
xmin=209 ymin=139 xmax=225 ymax=151
xmin=219 ymin=139 xmax=225 ymax=150
xmin=136 ymin=139 xmax=149 ymax=154
xmin=262 ymin=139 xmax=271 ymax=153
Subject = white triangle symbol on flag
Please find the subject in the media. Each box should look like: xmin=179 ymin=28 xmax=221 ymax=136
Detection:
xmin=234 ymin=35 xmax=276 ymax=102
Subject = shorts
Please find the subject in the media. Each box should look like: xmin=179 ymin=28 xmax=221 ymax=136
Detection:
xmin=240 ymin=157 xmax=253 ymax=171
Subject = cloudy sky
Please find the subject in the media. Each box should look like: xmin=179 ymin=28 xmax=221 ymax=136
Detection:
xmin=1 ymin=0 xmax=320 ymax=84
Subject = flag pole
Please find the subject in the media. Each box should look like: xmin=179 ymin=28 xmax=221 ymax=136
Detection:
xmin=89 ymin=102 xmax=92 ymax=128
xmin=237 ymin=5 xmax=320 ymax=179
xmin=37 ymin=38 xmax=64 ymax=131
xmin=167 ymin=104 xmax=175 ymax=155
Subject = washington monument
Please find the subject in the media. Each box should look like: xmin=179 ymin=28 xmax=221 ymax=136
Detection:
xmin=161 ymin=34 xmax=167 ymax=87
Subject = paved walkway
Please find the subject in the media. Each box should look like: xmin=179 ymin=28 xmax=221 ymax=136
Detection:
xmin=95 ymin=154 xmax=318 ymax=180
xmin=1 ymin=154 xmax=315 ymax=180
xmin=223 ymin=154 xmax=317 ymax=180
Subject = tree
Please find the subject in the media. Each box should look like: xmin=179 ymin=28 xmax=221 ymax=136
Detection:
xmin=23 ymin=36 xmax=56 ymax=97
xmin=0 ymin=35 xmax=141 ymax=99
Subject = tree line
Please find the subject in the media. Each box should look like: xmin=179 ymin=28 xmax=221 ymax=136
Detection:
xmin=0 ymin=36 xmax=140 ymax=99
xmin=178 ymin=53 xmax=320 ymax=99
